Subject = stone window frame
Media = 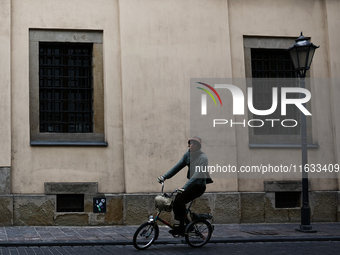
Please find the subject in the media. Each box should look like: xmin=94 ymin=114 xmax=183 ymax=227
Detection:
xmin=29 ymin=29 xmax=106 ymax=146
xmin=244 ymin=36 xmax=314 ymax=147
xmin=45 ymin=182 xmax=98 ymax=215
xmin=264 ymin=181 xmax=304 ymax=209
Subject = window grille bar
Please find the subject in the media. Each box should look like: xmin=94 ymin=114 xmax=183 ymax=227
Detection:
xmin=275 ymin=192 xmax=301 ymax=208
xmin=251 ymin=49 xmax=300 ymax=135
xmin=39 ymin=42 xmax=93 ymax=133
xmin=57 ymin=194 xmax=84 ymax=212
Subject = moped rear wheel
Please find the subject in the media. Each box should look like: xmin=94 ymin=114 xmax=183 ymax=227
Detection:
xmin=185 ymin=220 xmax=212 ymax=248
xmin=133 ymin=222 xmax=159 ymax=250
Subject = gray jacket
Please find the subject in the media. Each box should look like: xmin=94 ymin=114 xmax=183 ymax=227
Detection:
xmin=163 ymin=149 xmax=208 ymax=190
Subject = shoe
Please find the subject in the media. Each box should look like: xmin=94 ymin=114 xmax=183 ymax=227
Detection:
xmin=169 ymin=226 xmax=185 ymax=236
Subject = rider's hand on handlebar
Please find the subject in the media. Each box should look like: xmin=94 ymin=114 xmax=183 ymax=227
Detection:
xmin=157 ymin=175 xmax=165 ymax=183
xmin=176 ymin=188 xmax=185 ymax=194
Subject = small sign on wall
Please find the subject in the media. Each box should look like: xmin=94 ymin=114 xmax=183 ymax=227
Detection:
xmin=93 ymin=197 xmax=106 ymax=213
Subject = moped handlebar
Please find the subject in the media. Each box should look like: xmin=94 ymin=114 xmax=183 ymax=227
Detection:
xmin=159 ymin=181 xmax=180 ymax=198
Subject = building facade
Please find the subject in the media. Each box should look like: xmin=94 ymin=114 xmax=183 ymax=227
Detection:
xmin=0 ymin=0 xmax=340 ymax=226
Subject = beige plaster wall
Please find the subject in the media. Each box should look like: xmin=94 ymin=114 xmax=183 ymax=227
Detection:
xmin=0 ymin=0 xmax=11 ymax=167
xmin=121 ymin=0 xmax=338 ymax=193
xmin=228 ymin=0 xmax=337 ymax=191
xmin=325 ymin=0 xmax=340 ymax=189
xmin=6 ymin=0 xmax=340 ymax=194
xmin=119 ymin=0 xmax=236 ymax=193
xmin=10 ymin=0 xmax=124 ymax=193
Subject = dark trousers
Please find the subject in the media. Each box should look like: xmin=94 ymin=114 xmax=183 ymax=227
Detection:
xmin=173 ymin=185 xmax=206 ymax=221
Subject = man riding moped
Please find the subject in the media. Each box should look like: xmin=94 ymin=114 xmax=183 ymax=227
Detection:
xmin=157 ymin=136 xmax=212 ymax=235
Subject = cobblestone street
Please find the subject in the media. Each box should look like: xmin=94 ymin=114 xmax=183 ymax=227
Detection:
xmin=0 ymin=241 xmax=339 ymax=255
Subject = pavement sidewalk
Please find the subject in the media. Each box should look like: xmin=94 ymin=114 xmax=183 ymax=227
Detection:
xmin=0 ymin=222 xmax=339 ymax=247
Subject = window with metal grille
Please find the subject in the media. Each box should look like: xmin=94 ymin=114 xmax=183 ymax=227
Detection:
xmin=251 ymin=49 xmax=297 ymax=78
xmin=275 ymin=192 xmax=301 ymax=208
xmin=251 ymin=49 xmax=300 ymax=135
xmin=57 ymin=194 xmax=84 ymax=212
xmin=39 ymin=42 xmax=93 ymax=133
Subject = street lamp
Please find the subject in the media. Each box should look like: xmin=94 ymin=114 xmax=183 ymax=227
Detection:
xmin=287 ymin=32 xmax=319 ymax=233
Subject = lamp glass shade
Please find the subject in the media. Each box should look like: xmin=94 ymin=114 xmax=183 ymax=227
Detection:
xmin=306 ymin=47 xmax=316 ymax=70
xmin=289 ymin=47 xmax=300 ymax=70
xmin=289 ymin=45 xmax=312 ymax=70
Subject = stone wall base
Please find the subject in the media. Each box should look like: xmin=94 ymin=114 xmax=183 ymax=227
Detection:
xmin=0 ymin=191 xmax=339 ymax=226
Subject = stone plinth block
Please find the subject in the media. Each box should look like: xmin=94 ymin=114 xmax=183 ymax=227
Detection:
xmin=310 ymin=191 xmax=337 ymax=222
xmin=14 ymin=195 xmax=55 ymax=226
xmin=241 ymin=192 xmax=265 ymax=223
xmin=214 ymin=193 xmax=240 ymax=224
xmin=124 ymin=195 xmax=150 ymax=225
xmin=45 ymin=182 xmax=98 ymax=194
xmin=104 ymin=195 xmax=124 ymax=225
xmin=264 ymin=193 xmax=289 ymax=223
xmin=0 ymin=195 xmax=13 ymax=226
xmin=54 ymin=213 xmax=88 ymax=226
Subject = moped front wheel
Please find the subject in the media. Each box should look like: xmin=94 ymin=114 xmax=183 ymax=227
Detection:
xmin=185 ymin=220 xmax=212 ymax=248
xmin=133 ymin=222 xmax=159 ymax=250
